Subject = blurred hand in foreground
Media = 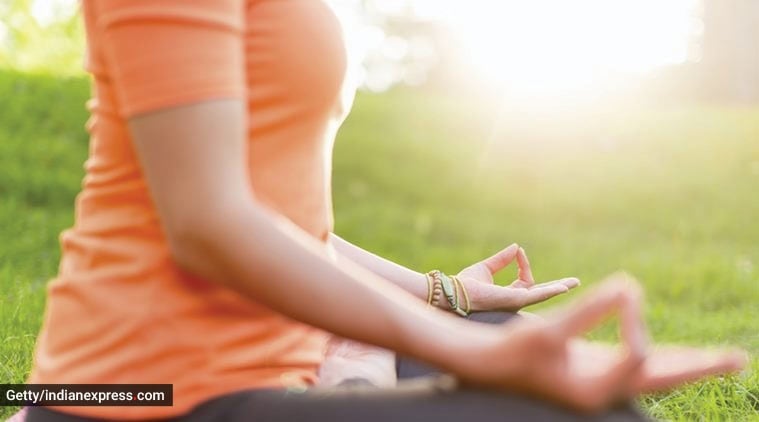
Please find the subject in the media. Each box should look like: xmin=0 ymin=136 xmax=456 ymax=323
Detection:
xmin=456 ymin=273 xmax=748 ymax=412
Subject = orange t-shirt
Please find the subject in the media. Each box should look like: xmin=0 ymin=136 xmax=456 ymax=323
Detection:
xmin=30 ymin=0 xmax=353 ymax=419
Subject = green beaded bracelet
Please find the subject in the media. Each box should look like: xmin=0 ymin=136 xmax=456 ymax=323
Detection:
xmin=439 ymin=272 xmax=458 ymax=310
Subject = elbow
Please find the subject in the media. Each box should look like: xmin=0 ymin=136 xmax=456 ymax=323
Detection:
xmin=168 ymin=234 xmax=205 ymax=275
xmin=163 ymin=215 xmax=221 ymax=278
xmin=159 ymin=198 xmax=285 ymax=284
xmin=160 ymin=199 xmax=262 ymax=282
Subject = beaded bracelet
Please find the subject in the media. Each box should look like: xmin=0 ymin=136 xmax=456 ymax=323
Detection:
xmin=451 ymin=275 xmax=471 ymax=316
xmin=439 ymin=272 xmax=458 ymax=310
xmin=426 ymin=270 xmax=442 ymax=308
xmin=426 ymin=270 xmax=469 ymax=317
xmin=431 ymin=277 xmax=443 ymax=307
xmin=425 ymin=272 xmax=433 ymax=305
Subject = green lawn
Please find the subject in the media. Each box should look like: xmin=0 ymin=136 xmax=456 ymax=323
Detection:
xmin=1 ymin=71 xmax=757 ymax=420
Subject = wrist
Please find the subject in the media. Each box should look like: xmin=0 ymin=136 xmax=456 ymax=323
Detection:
xmin=426 ymin=270 xmax=470 ymax=316
xmin=419 ymin=316 xmax=501 ymax=377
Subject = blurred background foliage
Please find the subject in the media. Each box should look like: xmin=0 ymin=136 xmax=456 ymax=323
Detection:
xmin=0 ymin=0 xmax=82 ymax=74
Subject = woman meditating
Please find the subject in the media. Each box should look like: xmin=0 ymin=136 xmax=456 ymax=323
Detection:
xmin=25 ymin=0 xmax=746 ymax=420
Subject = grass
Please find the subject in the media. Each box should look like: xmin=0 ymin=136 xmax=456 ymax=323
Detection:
xmin=1 ymin=70 xmax=757 ymax=420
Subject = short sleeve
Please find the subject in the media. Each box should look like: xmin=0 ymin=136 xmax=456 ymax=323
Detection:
xmin=94 ymin=0 xmax=246 ymax=117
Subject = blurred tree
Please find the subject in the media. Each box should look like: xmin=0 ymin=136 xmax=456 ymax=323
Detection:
xmin=0 ymin=0 xmax=84 ymax=74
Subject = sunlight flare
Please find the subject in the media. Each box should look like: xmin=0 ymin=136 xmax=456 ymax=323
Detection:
xmin=412 ymin=0 xmax=701 ymax=97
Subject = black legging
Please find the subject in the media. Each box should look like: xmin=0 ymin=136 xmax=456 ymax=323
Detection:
xmin=27 ymin=312 xmax=649 ymax=421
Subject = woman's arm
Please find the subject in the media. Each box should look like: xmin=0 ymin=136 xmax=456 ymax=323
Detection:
xmin=329 ymin=233 xmax=581 ymax=311
xmin=328 ymin=233 xmax=429 ymax=300
xmin=129 ymin=100 xmax=486 ymax=372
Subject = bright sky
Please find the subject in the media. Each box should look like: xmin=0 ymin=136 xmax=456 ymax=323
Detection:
xmin=412 ymin=0 xmax=702 ymax=95
xmin=30 ymin=0 xmax=78 ymax=27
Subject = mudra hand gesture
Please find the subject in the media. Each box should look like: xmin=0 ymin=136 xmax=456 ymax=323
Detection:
xmin=456 ymin=273 xmax=747 ymax=412
xmin=455 ymin=243 xmax=580 ymax=312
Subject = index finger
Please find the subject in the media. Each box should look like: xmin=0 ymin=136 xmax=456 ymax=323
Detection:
xmin=516 ymin=247 xmax=535 ymax=285
xmin=554 ymin=274 xmax=648 ymax=358
xmin=554 ymin=280 xmax=627 ymax=335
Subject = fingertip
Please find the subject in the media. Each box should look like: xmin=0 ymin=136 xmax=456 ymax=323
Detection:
xmin=563 ymin=277 xmax=581 ymax=289
xmin=504 ymin=243 xmax=520 ymax=257
xmin=608 ymin=271 xmax=642 ymax=290
xmin=699 ymin=349 xmax=750 ymax=378
xmin=728 ymin=349 xmax=750 ymax=371
xmin=596 ymin=276 xmax=637 ymax=304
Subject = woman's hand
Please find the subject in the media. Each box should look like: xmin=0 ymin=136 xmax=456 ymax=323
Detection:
xmin=454 ymin=273 xmax=748 ymax=412
xmin=457 ymin=243 xmax=580 ymax=311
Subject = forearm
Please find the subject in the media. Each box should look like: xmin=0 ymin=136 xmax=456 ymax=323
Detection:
xmin=173 ymin=200 xmax=487 ymax=372
xmin=328 ymin=233 xmax=428 ymax=301
xmin=126 ymin=100 xmax=485 ymax=375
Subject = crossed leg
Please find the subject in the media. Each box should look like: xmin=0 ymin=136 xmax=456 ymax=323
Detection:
xmin=26 ymin=312 xmax=650 ymax=421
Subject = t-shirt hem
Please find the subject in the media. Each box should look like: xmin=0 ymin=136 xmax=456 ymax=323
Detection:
xmin=122 ymin=87 xmax=246 ymax=118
